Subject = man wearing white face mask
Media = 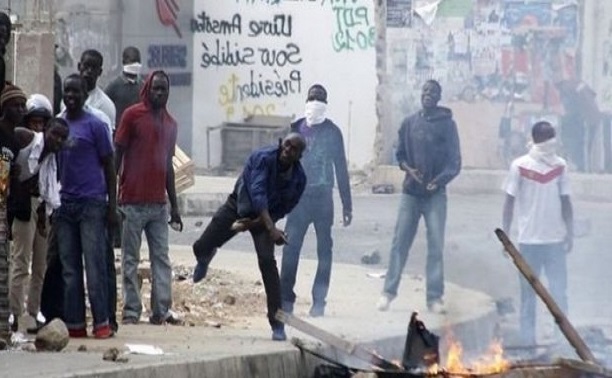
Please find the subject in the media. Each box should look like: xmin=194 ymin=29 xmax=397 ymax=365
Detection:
xmin=280 ymin=84 xmax=352 ymax=318
xmin=105 ymin=47 xmax=144 ymax=130
xmin=502 ymin=120 xmax=574 ymax=346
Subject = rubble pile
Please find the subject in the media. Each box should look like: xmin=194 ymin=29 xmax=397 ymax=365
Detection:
xmin=119 ymin=264 xmax=268 ymax=327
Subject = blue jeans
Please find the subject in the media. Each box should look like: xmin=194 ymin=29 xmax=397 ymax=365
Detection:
xmin=281 ymin=190 xmax=334 ymax=308
xmin=121 ymin=204 xmax=172 ymax=321
xmin=57 ymin=199 xmax=109 ymax=331
xmin=518 ymin=243 xmax=568 ymax=345
xmin=383 ymin=191 xmax=447 ymax=305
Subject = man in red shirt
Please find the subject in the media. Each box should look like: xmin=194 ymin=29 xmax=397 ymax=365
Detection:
xmin=114 ymin=70 xmax=183 ymax=325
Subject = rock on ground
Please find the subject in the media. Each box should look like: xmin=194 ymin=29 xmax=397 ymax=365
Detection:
xmin=35 ymin=319 xmax=69 ymax=352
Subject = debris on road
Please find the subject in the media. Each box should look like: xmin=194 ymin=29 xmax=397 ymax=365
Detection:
xmin=125 ymin=343 xmax=164 ymax=356
xmin=360 ymin=250 xmax=381 ymax=265
xmin=117 ymin=264 xmax=267 ymax=328
xmin=35 ymin=319 xmax=69 ymax=352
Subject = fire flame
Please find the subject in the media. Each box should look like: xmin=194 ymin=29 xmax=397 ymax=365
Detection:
xmin=427 ymin=337 xmax=510 ymax=376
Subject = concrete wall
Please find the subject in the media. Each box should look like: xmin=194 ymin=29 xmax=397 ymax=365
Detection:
xmin=7 ymin=32 xmax=55 ymax=101
xmin=0 ymin=0 xmax=54 ymax=102
xmin=53 ymin=0 xmax=194 ymax=154
xmin=382 ymin=0 xmax=580 ymax=168
xmin=192 ymin=0 xmax=378 ymax=169
xmin=582 ymin=0 xmax=612 ymax=112
xmin=119 ymin=0 xmax=195 ymax=154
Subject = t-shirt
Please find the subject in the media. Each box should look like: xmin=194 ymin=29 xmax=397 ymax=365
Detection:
xmin=58 ymin=111 xmax=114 ymax=201
xmin=503 ymin=154 xmax=571 ymax=244
xmin=104 ymin=75 xmax=143 ymax=127
xmin=86 ymin=87 xmax=116 ymax=132
xmin=61 ymin=87 xmax=117 ymax=131
xmin=114 ymin=103 xmax=177 ymax=204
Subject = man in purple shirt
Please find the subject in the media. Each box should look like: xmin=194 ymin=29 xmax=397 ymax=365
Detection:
xmin=56 ymin=74 xmax=117 ymax=339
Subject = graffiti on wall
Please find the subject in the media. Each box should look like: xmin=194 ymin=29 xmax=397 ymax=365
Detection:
xmin=232 ymin=0 xmax=375 ymax=53
xmin=192 ymin=10 xmax=302 ymax=120
xmin=331 ymin=0 xmax=375 ymax=52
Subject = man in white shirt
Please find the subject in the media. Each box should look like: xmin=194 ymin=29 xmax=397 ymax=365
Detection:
xmin=502 ymin=120 xmax=573 ymax=346
xmin=77 ymin=49 xmax=116 ymax=133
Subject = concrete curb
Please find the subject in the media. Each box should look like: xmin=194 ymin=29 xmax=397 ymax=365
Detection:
xmin=176 ymin=168 xmax=612 ymax=217
xmin=371 ymin=165 xmax=612 ymax=202
xmin=61 ymin=308 xmax=498 ymax=378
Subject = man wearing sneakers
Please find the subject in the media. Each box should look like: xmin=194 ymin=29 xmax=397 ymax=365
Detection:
xmin=377 ymin=80 xmax=461 ymax=313
xmin=502 ymin=121 xmax=573 ymax=346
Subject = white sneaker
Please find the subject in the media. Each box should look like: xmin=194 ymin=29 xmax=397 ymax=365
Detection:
xmin=377 ymin=295 xmax=392 ymax=311
xmin=428 ymin=300 xmax=446 ymax=314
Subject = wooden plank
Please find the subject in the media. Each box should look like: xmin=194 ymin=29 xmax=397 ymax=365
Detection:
xmin=556 ymin=358 xmax=612 ymax=378
xmin=275 ymin=310 xmax=402 ymax=371
xmin=172 ymin=145 xmax=195 ymax=193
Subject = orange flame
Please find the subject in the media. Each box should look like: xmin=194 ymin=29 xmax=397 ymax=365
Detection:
xmin=427 ymin=334 xmax=510 ymax=376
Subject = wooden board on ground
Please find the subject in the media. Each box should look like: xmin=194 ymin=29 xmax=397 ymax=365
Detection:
xmin=173 ymin=146 xmax=195 ymax=193
xmin=275 ymin=310 xmax=401 ymax=371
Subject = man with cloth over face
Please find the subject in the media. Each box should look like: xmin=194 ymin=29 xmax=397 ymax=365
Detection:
xmin=502 ymin=121 xmax=573 ymax=346
xmin=280 ymin=84 xmax=352 ymax=318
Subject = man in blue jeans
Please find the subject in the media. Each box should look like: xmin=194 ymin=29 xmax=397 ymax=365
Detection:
xmin=57 ymin=74 xmax=117 ymax=339
xmin=502 ymin=121 xmax=573 ymax=345
xmin=115 ymin=70 xmax=183 ymax=326
xmin=377 ymin=80 xmax=461 ymax=313
xmin=280 ymin=84 xmax=352 ymax=318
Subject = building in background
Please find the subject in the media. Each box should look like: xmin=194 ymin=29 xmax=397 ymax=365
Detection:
xmin=4 ymin=0 xmax=612 ymax=172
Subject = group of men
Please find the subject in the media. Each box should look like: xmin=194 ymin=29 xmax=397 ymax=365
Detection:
xmin=0 ymin=12 xmax=184 ymax=345
xmin=197 ymin=77 xmax=571 ymax=347
xmin=0 ymin=8 xmax=572 ymax=347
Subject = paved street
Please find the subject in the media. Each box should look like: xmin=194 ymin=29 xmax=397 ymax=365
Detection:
xmin=170 ymin=191 xmax=612 ymax=329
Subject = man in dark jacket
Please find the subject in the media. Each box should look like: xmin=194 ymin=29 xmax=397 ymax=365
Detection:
xmin=192 ymin=133 xmax=306 ymax=341
xmin=280 ymin=84 xmax=352 ymax=318
xmin=377 ymin=80 xmax=461 ymax=313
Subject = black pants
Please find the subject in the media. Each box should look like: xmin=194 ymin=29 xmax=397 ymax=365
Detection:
xmin=192 ymin=195 xmax=282 ymax=329
xmin=106 ymin=228 xmax=117 ymax=331
xmin=40 ymin=216 xmax=62 ymax=322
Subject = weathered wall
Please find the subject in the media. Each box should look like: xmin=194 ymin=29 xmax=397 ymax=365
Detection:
xmin=119 ymin=0 xmax=195 ymax=154
xmin=7 ymin=32 xmax=55 ymax=101
xmin=583 ymin=0 xmax=612 ymax=112
xmin=192 ymin=0 xmax=378 ymax=169
xmin=383 ymin=0 xmax=580 ymax=169
xmin=1 ymin=0 xmax=55 ymax=103
xmin=53 ymin=0 xmax=194 ymax=154
xmin=54 ymin=0 xmax=122 ymax=85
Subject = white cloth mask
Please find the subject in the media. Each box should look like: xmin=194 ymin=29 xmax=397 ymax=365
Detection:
xmin=528 ymin=138 xmax=563 ymax=166
xmin=304 ymin=101 xmax=327 ymax=126
xmin=123 ymin=62 xmax=142 ymax=76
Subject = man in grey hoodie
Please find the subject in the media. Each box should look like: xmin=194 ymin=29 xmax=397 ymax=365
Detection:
xmin=377 ymin=80 xmax=461 ymax=313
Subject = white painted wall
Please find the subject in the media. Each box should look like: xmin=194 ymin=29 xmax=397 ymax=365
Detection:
xmin=191 ymin=0 xmax=377 ymax=169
